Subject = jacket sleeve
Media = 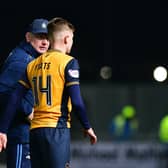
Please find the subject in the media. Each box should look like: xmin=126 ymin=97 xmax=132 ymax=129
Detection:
xmin=0 ymin=83 xmax=28 ymax=133
xmin=18 ymin=70 xmax=33 ymax=116
xmin=20 ymin=89 xmax=34 ymax=116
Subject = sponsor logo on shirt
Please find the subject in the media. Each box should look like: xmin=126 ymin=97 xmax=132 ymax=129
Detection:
xmin=68 ymin=69 xmax=79 ymax=78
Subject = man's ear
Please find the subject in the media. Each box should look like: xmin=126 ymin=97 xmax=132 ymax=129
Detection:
xmin=64 ymin=35 xmax=69 ymax=44
xmin=25 ymin=32 xmax=32 ymax=42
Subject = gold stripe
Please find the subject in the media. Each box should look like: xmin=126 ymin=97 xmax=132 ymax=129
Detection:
xmin=66 ymin=82 xmax=79 ymax=87
xmin=19 ymin=80 xmax=30 ymax=89
xmin=67 ymin=122 xmax=71 ymax=128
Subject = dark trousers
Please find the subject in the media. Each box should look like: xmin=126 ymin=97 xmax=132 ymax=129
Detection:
xmin=6 ymin=143 xmax=31 ymax=168
xmin=30 ymin=127 xmax=70 ymax=168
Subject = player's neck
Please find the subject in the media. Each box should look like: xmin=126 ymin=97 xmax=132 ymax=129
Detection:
xmin=50 ymin=45 xmax=66 ymax=54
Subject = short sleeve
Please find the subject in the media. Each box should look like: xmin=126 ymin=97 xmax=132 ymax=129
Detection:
xmin=65 ymin=59 xmax=80 ymax=86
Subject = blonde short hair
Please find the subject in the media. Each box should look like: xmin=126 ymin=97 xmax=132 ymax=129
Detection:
xmin=47 ymin=17 xmax=75 ymax=40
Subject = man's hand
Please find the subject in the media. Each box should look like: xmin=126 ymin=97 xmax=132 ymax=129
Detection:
xmin=84 ymin=128 xmax=97 ymax=145
xmin=0 ymin=133 xmax=7 ymax=152
xmin=27 ymin=108 xmax=34 ymax=121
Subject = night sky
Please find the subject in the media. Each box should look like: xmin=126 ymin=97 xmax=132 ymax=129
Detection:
xmin=0 ymin=1 xmax=168 ymax=83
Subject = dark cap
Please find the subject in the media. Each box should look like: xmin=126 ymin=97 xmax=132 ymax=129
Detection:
xmin=27 ymin=19 xmax=48 ymax=34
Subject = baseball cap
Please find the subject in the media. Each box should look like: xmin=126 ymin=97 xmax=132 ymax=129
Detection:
xmin=27 ymin=19 xmax=48 ymax=34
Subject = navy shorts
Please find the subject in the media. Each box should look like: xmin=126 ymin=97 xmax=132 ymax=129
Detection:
xmin=6 ymin=143 xmax=31 ymax=168
xmin=30 ymin=127 xmax=70 ymax=168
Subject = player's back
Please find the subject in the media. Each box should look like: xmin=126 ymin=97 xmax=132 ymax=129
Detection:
xmin=27 ymin=50 xmax=74 ymax=129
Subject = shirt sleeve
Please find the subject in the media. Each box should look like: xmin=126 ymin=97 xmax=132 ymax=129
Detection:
xmin=65 ymin=59 xmax=91 ymax=129
xmin=65 ymin=58 xmax=80 ymax=86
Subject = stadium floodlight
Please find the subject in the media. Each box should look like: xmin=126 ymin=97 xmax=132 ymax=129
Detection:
xmin=153 ymin=66 xmax=167 ymax=82
xmin=100 ymin=66 xmax=112 ymax=80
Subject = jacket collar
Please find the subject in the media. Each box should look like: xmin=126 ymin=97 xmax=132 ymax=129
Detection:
xmin=19 ymin=40 xmax=40 ymax=58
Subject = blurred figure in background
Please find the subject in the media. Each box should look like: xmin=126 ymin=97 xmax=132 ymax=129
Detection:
xmin=109 ymin=105 xmax=139 ymax=140
xmin=159 ymin=115 xmax=168 ymax=144
xmin=158 ymin=115 xmax=168 ymax=168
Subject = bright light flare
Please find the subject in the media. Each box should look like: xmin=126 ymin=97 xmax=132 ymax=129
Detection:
xmin=153 ymin=66 xmax=167 ymax=82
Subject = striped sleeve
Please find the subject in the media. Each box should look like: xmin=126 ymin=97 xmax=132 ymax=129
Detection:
xmin=65 ymin=58 xmax=80 ymax=87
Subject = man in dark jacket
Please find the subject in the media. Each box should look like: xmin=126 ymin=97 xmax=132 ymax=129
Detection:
xmin=0 ymin=18 xmax=49 ymax=168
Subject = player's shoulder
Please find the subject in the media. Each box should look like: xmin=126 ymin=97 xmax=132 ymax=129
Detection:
xmin=49 ymin=50 xmax=74 ymax=62
xmin=64 ymin=53 xmax=74 ymax=61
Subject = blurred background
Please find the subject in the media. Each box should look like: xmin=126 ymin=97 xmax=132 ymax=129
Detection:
xmin=1 ymin=1 xmax=168 ymax=168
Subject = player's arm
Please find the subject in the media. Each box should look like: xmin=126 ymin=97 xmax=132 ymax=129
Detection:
xmin=68 ymin=85 xmax=97 ymax=144
xmin=65 ymin=59 xmax=97 ymax=144
xmin=68 ymin=84 xmax=90 ymax=129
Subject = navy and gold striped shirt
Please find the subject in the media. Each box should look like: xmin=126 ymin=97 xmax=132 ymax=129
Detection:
xmin=20 ymin=50 xmax=90 ymax=129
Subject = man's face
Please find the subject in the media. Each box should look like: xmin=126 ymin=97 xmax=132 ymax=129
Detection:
xmin=26 ymin=32 xmax=50 ymax=54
